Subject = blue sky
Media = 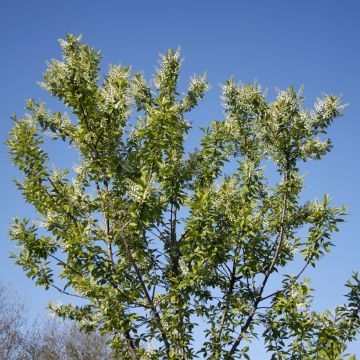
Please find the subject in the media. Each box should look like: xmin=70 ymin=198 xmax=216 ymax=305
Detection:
xmin=0 ymin=0 xmax=359 ymax=356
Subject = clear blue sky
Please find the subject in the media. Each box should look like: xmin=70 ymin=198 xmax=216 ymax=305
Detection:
xmin=0 ymin=0 xmax=359 ymax=356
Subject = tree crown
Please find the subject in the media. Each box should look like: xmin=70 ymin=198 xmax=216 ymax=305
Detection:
xmin=7 ymin=34 xmax=359 ymax=359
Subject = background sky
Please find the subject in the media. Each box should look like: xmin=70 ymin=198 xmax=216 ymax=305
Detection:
xmin=0 ymin=0 xmax=359 ymax=357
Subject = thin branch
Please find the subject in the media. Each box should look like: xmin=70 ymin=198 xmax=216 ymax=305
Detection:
xmin=124 ymin=330 xmax=140 ymax=360
xmin=49 ymin=254 xmax=83 ymax=277
xmin=102 ymin=178 xmax=114 ymax=266
xmin=260 ymin=256 xmax=313 ymax=303
xmin=178 ymin=228 xmax=189 ymax=243
xmin=46 ymin=178 xmax=79 ymax=223
xmin=120 ymin=233 xmax=171 ymax=359
xmin=217 ymin=266 xmax=231 ymax=280
xmin=226 ymin=170 xmax=289 ymax=358
xmin=50 ymin=284 xmax=87 ymax=300
xmin=215 ymin=258 xmax=237 ymax=353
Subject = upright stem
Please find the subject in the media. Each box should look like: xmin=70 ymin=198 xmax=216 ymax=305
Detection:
xmin=124 ymin=330 xmax=140 ymax=360
xmin=226 ymin=170 xmax=289 ymax=358
xmin=103 ymin=178 xmax=114 ymax=266
xmin=213 ymin=258 xmax=237 ymax=357
xmin=120 ymin=233 xmax=171 ymax=359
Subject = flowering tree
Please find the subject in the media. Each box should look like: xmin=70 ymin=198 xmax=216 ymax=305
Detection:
xmin=7 ymin=34 xmax=359 ymax=359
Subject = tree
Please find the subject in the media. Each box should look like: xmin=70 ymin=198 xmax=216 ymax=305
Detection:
xmin=0 ymin=282 xmax=110 ymax=360
xmin=0 ymin=284 xmax=25 ymax=359
xmin=20 ymin=321 xmax=111 ymax=360
xmin=7 ymin=34 xmax=359 ymax=359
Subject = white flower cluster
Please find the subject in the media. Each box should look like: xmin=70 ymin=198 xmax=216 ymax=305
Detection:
xmin=222 ymin=81 xmax=265 ymax=116
xmin=296 ymin=302 xmax=307 ymax=311
xmin=181 ymin=73 xmax=209 ymax=112
xmin=212 ymin=178 xmax=239 ymax=222
xmin=179 ymin=259 xmax=189 ymax=275
xmin=274 ymin=87 xmax=303 ymax=115
xmin=282 ymin=238 xmax=297 ymax=257
xmin=154 ymin=48 xmax=182 ymax=91
xmin=41 ymin=210 xmax=58 ymax=229
xmin=189 ymin=73 xmax=208 ymax=94
xmin=127 ymin=173 xmax=157 ymax=203
xmin=314 ymin=94 xmax=346 ymax=120
xmin=48 ymin=301 xmax=62 ymax=317
xmin=100 ymin=65 xmax=131 ymax=115
xmin=301 ymin=138 xmax=330 ymax=160
xmin=78 ymin=313 xmax=101 ymax=330
xmin=41 ymin=61 xmax=67 ymax=93
xmin=146 ymin=340 xmax=156 ymax=357
xmin=132 ymin=73 xmax=152 ymax=109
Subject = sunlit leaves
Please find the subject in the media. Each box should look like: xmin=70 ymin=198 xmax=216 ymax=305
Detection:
xmin=7 ymin=34 xmax=357 ymax=359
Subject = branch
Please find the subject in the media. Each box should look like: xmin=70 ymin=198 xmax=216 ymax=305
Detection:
xmin=214 ymin=258 xmax=237 ymax=353
xmin=99 ymin=178 xmax=114 ymax=267
xmin=49 ymin=254 xmax=83 ymax=276
xmin=178 ymin=228 xmax=189 ymax=243
xmin=50 ymin=284 xmax=87 ymax=300
xmin=120 ymin=234 xmax=171 ymax=359
xmin=46 ymin=178 xmax=79 ymax=223
xmin=124 ymin=330 xmax=140 ymax=360
xmin=260 ymin=255 xmax=313 ymax=303
xmin=226 ymin=170 xmax=289 ymax=358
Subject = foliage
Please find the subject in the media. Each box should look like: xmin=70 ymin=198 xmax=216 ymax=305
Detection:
xmin=7 ymin=34 xmax=359 ymax=359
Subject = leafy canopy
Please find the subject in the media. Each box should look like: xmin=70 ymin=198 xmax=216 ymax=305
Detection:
xmin=7 ymin=34 xmax=359 ymax=359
